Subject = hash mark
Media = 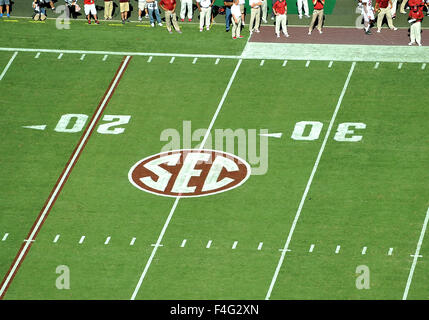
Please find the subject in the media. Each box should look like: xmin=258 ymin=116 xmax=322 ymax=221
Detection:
xmin=257 ymin=242 xmax=263 ymax=250
xmin=79 ymin=236 xmax=85 ymax=244
xmin=305 ymin=60 xmax=310 ymax=68
xmin=398 ymin=62 xmax=403 ymax=69
xmin=422 ymin=63 xmax=426 ymax=70
xmin=232 ymin=241 xmax=238 ymax=249
xmin=260 ymin=60 xmax=265 ymax=66
xmin=282 ymin=60 xmax=287 ymax=67
xmin=215 ymin=58 xmax=220 ymax=65
xmin=57 ymin=53 xmax=63 ymax=60
xmin=104 ymin=236 xmax=111 ymax=245
xmin=361 ymin=246 xmax=367 ymax=255
xmin=192 ymin=58 xmax=197 ymax=64
xmin=2 ymin=233 xmax=9 ymax=241
xmin=147 ymin=56 xmax=153 ymax=63
xmin=170 ymin=57 xmax=175 ymax=64
xmin=53 ymin=234 xmax=60 ymax=243
xmin=328 ymin=61 xmax=333 ymax=68
xmin=335 ymin=245 xmax=341 ymax=254
xmin=388 ymin=248 xmax=393 ymax=256
xmin=35 ymin=52 xmax=40 ymax=59
xmin=374 ymin=62 xmax=379 ymax=69
xmin=80 ymin=54 xmax=85 ymax=61
xmin=102 ymin=55 xmax=108 ymax=61
xmin=206 ymin=240 xmax=212 ymax=248
xmin=130 ymin=237 xmax=136 ymax=246
xmin=181 ymin=239 xmax=187 ymax=247
xmin=309 ymin=244 xmax=315 ymax=252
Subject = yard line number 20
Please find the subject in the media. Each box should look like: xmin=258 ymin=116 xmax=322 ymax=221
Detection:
xmin=54 ymin=114 xmax=131 ymax=135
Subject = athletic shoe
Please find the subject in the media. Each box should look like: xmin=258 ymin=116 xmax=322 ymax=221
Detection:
xmin=408 ymin=41 xmax=414 ymax=46
xmin=400 ymin=10 xmax=406 ymax=14
xmin=226 ymin=29 xmax=230 ymax=32
xmin=284 ymin=32 xmax=289 ymax=38
xmin=52 ymin=7 xmax=55 ymax=11
xmin=392 ymin=27 xmax=398 ymax=30
xmin=232 ymin=36 xmax=237 ymax=39
xmin=262 ymin=18 xmax=267 ymax=23
xmin=121 ymin=19 xmax=125 ymax=24
xmin=418 ymin=42 xmax=422 ymax=46
xmin=206 ymin=27 xmax=209 ymax=30
xmin=270 ymin=16 xmax=274 ymax=20
xmin=0 ymin=14 xmax=3 ymax=18
xmin=255 ymin=29 xmax=260 ymax=33
xmin=249 ymin=30 xmax=252 ymax=35
xmin=88 ymin=20 xmax=91 ymax=24
xmin=200 ymin=28 xmax=203 ymax=32
xmin=377 ymin=29 xmax=381 ymax=33
xmin=305 ymin=14 xmax=310 ymax=18
xmin=177 ymin=30 xmax=182 ymax=34
xmin=318 ymin=29 xmax=323 ymax=34
xmin=308 ymin=31 xmax=311 ymax=35
xmin=151 ymin=23 xmax=155 ymax=27
xmin=188 ymin=19 xmax=192 ymax=22
xmin=298 ymin=15 xmax=302 ymax=19
xmin=365 ymin=30 xmax=372 ymax=35
xmin=168 ymin=30 xmax=173 ymax=34
xmin=158 ymin=22 xmax=163 ymax=26
xmin=392 ymin=14 xmax=396 ymax=19
xmin=238 ymin=35 xmax=243 ymax=38
xmin=7 ymin=13 xmax=10 ymax=18
xmin=181 ymin=18 xmax=184 ymax=22
xmin=126 ymin=19 xmax=130 ymax=23
xmin=276 ymin=34 xmax=280 ymax=38
xmin=33 ymin=13 xmax=39 ymax=20
xmin=242 ymin=21 xmax=245 ymax=26
xmin=95 ymin=20 xmax=99 ymax=24
xmin=139 ymin=16 xmax=143 ymax=22
xmin=145 ymin=15 xmax=149 ymax=19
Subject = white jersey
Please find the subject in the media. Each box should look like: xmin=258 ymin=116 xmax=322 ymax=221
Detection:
xmin=361 ymin=0 xmax=374 ymax=21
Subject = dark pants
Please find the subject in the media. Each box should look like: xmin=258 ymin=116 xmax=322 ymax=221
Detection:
xmin=225 ymin=6 xmax=231 ymax=31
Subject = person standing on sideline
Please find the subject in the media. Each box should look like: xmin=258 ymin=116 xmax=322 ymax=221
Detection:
xmin=231 ymin=0 xmax=243 ymax=38
xmin=119 ymin=0 xmax=130 ymax=23
xmin=375 ymin=0 xmax=398 ymax=32
xmin=104 ymin=0 xmax=113 ymax=20
xmin=273 ymin=0 xmax=289 ymax=37
xmin=239 ymin=0 xmax=245 ymax=26
xmin=308 ymin=0 xmax=324 ymax=34
xmin=361 ymin=0 xmax=375 ymax=34
xmin=249 ymin=0 xmax=262 ymax=34
xmin=297 ymin=0 xmax=310 ymax=19
xmin=0 ymin=0 xmax=10 ymax=17
xmin=400 ymin=0 xmax=409 ymax=14
xmin=196 ymin=0 xmax=214 ymax=31
xmin=408 ymin=0 xmax=424 ymax=45
xmin=180 ymin=0 xmax=193 ymax=21
xmin=84 ymin=0 xmax=100 ymax=24
xmin=261 ymin=0 xmax=268 ymax=22
xmin=147 ymin=0 xmax=163 ymax=26
xmin=224 ymin=0 xmax=233 ymax=31
xmin=390 ymin=0 xmax=398 ymax=17
xmin=138 ymin=0 xmax=149 ymax=21
xmin=160 ymin=0 xmax=183 ymax=33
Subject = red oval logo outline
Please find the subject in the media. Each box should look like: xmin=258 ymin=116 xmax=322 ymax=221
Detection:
xmin=128 ymin=149 xmax=251 ymax=198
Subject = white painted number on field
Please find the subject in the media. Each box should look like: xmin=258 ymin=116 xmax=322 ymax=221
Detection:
xmin=291 ymin=121 xmax=323 ymax=141
xmin=97 ymin=115 xmax=131 ymax=135
xmin=54 ymin=114 xmax=131 ymax=135
xmin=334 ymin=122 xmax=366 ymax=142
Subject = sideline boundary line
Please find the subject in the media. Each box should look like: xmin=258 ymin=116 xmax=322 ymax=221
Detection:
xmin=130 ymin=59 xmax=243 ymax=300
xmin=0 ymin=55 xmax=132 ymax=299
xmin=265 ymin=61 xmax=356 ymax=300
xmin=402 ymin=207 xmax=429 ymax=300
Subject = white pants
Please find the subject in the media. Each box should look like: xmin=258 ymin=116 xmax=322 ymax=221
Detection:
xmin=362 ymin=7 xmax=375 ymax=22
xmin=261 ymin=0 xmax=267 ymax=21
xmin=180 ymin=0 xmax=192 ymax=19
xmin=297 ymin=0 xmax=309 ymax=16
xmin=84 ymin=4 xmax=97 ymax=16
xmin=199 ymin=7 xmax=211 ymax=29
xmin=275 ymin=14 xmax=287 ymax=35
xmin=410 ymin=21 xmax=421 ymax=44
xmin=391 ymin=0 xmax=397 ymax=15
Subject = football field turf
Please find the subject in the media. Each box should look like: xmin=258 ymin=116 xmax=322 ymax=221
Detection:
xmin=1 ymin=19 xmax=429 ymax=301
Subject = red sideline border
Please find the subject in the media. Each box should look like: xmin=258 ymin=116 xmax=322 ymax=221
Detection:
xmin=0 ymin=55 xmax=133 ymax=299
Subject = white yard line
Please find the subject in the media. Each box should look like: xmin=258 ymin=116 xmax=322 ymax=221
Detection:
xmin=0 ymin=56 xmax=132 ymax=299
xmin=265 ymin=62 xmax=356 ymax=300
xmin=0 ymin=51 xmax=18 ymax=81
xmin=130 ymin=59 xmax=243 ymax=300
xmin=402 ymin=207 xmax=429 ymax=300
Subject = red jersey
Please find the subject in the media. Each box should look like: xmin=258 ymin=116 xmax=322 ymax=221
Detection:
xmin=273 ymin=0 xmax=287 ymax=14
xmin=409 ymin=0 xmax=425 ymax=20
xmin=84 ymin=0 xmax=95 ymax=4
xmin=160 ymin=0 xmax=176 ymax=10
xmin=376 ymin=0 xmax=389 ymax=8
xmin=313 ymin=0 xmax=324 ymax=10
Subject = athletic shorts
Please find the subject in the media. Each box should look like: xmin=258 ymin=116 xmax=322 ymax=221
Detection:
xmin=138 ymin=0 xmax=147 ymax=10
xmin=84 ymin=3 xmax=97 ymax=15
xmin=0 ymin=0 xmax=11 ymax=5
xmin=120 ymin=2 xmax=130 ymax=12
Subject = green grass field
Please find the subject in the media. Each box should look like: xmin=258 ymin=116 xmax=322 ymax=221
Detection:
xmin=1 ymin=1 xmax=429 ymax=301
